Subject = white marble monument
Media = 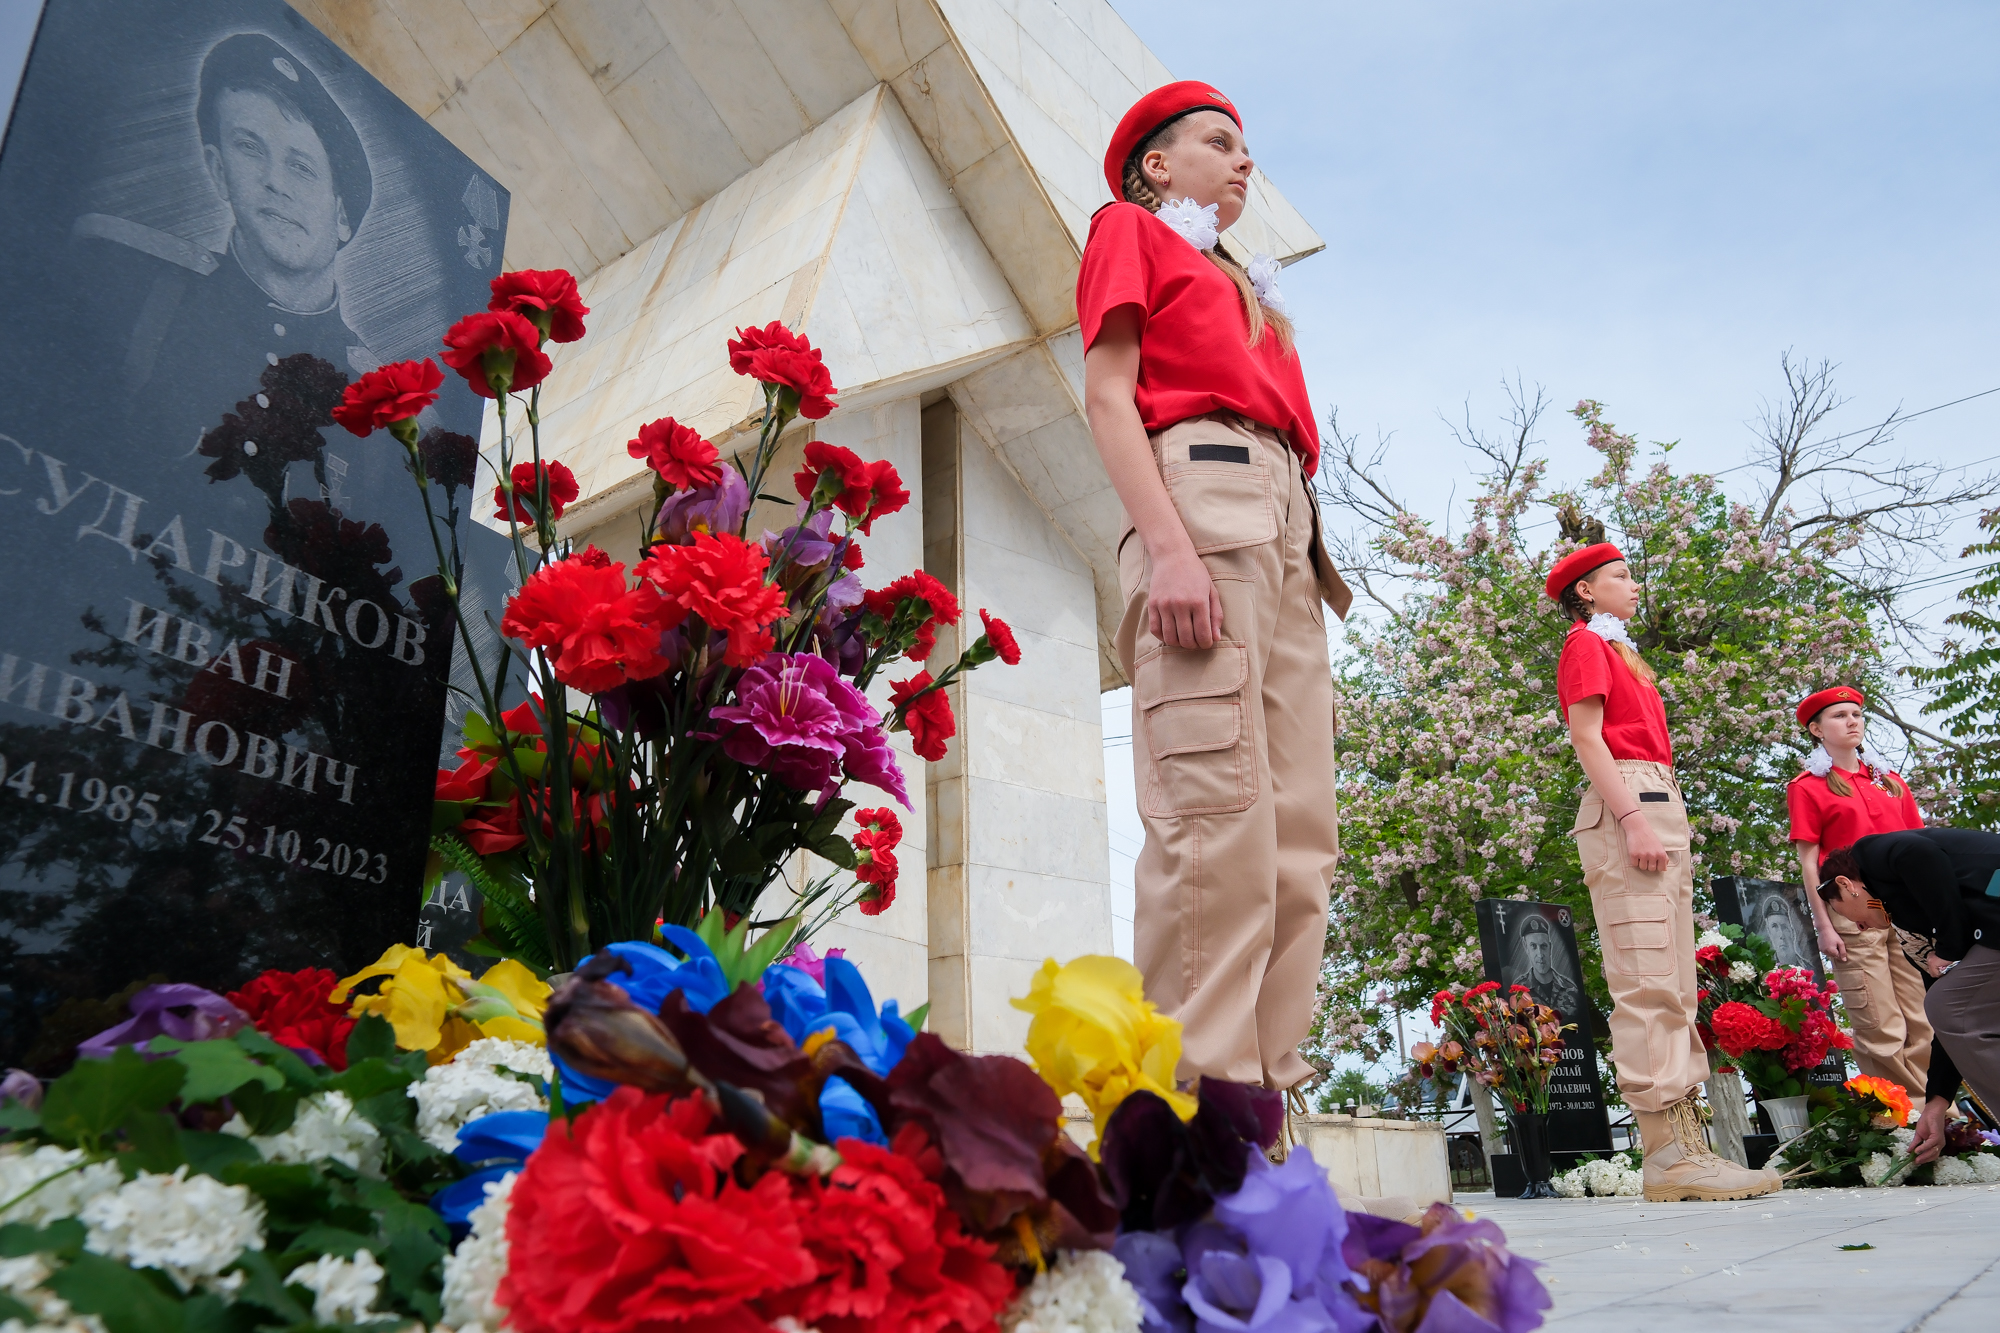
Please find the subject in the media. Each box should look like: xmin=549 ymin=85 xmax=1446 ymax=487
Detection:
xmin=293 ymin=0 xmax=1323 ymax=1052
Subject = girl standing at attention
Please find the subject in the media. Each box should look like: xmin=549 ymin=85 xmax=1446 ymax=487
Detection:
xmin=1552 ymin=541 xmax=1779 ymax=1201
xmin=1079 ymin=82 xmax=1350 ymax=1101
xmin=1788 ymin=686 xmax=1933 ymax=1101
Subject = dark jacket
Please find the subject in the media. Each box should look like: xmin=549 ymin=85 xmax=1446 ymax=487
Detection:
xmin=1850 ymin=827 xmax=2000 ymax=1101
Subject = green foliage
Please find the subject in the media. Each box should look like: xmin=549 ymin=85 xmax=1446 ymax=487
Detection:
xmin=1313 ymin=1067 xmax=1388 ymax=1113
xmin=1908 ymin=506 xmax=2000 ymax=827
xmin=691 ymin=906 xmax=801 ymax=990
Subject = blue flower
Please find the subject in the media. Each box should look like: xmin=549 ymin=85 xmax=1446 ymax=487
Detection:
xmin=761 ymin=954 xmax=915 ymax=1145
xmin=553 ymin=931 xmax=730 ymax=1105
xmin=432 ymin=1109 xmax=550 ymax=1232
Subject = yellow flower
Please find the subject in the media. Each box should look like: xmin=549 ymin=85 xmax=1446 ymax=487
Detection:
xmin=1011 ymin=955 xmax=1196 ymax=1154
xmin=333 ymin=946 xmax=550 ymax=1063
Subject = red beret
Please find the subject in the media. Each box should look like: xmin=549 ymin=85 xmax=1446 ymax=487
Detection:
xmin=1543 ymin=542 xmax=1624 ymax=602
xmin=1798 ymin=685 xmax=1865 ymax=727
xmin=1104 ymin=80 xmax=1241 ymax=201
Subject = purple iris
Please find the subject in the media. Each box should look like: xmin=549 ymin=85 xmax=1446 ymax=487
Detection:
xmin=1116 ymin=1231 xmax=1194 ymax=1333
xmin=707 ymin=652 xmax=909 ymax=807
xmin=1342 ymin=1205 xmax=1551 ymax=1333
xmin=75 ymin=984 xmax=249 ymax=1058
xmin=657 ymin=466 xmax=749 ymax=543
xmin=764 ymin=507 xmax=841 ymax=567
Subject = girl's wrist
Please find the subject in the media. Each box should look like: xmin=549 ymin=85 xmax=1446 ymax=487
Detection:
xmin=1616 ymin=809 xmax=1643 ymax=824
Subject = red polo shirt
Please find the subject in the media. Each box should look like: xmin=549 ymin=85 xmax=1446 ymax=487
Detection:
xmin=1787 ymin=767 xmax=1923 ymax=852
xmin=1076 ymin=202 xmax=1321 ymax=474
xmin=1557 ymin=624 xmax=1673 ymax=764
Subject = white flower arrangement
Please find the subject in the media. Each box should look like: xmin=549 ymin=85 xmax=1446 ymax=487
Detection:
xmin=224 ymin=1089 xmax=385 ymax=1177
xmin=1244 ymin=253 xmax=1288 ymax=316
xmin=1551 ymin=1153 xmax=1644 ymax=1198
xmin=0 ymin=1146 xmax=121 ymax=1227
xmin=0 ymin=1252 xmax=98 ymax=1332
xmin=288 ymin=1249 xmax=384 ymax=1325
xmin=1154 ymin=197 xmax=1219 ymax=252
xmin=78 ymin=1168 xmax=265 ymax=1296
xmin=1001 ymin=1249 xmax=1142 ymax=1333
xmin=1728 ymin=961 xmax=1758 ymax=983
xmin=438 ymin=1172 xmax=517 ymax=1333
xmin=1696 ymin=929 xmax=1731 ymax=952
xmin=1860 ymin=1129 xmax=1919 ymax=1187
xmin=1804 ymin=743 xmax=1888 ymax=777
xmin=411 ymin=1038 xmax=551 ymax=1151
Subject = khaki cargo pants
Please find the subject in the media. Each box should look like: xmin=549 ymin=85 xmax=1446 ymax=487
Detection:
xmin=1116 ymin=414 xmax=1346 ymax=1089
xmin=1572 ymin=760 xmax=1710 ymax=1113
xmin=1828 ymin=914 xmax=1932 ymax=1100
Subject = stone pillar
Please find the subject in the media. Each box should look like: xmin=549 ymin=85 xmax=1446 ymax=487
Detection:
xmin=1469 ymin=1076 xmax=1504 ymax=1170
xmin=922 ymin=396 xmax=1112 ymax=1052
xmin=1705 ymin=1069 xmax=1751 ymax=1166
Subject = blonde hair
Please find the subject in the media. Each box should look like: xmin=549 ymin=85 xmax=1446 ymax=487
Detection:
xmin=1121 ymin=123 xmax=1294 ymax=352
xmin=1824 ymin=767 xmax=1906 ymax=799
xmin=1556 ymin=577 xmax=1656 ymax=686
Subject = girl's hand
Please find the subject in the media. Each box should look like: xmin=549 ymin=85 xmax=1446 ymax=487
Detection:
xmin=1148 ymin=545 xmax=1225 ymax=649
xmin=1925 ymin=953 xmax=1952 ymax=979
xmin=1817 ymin=923 xmax=1849 ymax=964
xmin=1623 ymin=814 xmax=1670 ymax=872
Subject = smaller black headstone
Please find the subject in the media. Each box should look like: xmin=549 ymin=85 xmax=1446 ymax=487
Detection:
xmin=1713 ymin=877 xmax=1849 ymax=1091
xmin=1475 ymin=899 xmax=1614 ymax=1158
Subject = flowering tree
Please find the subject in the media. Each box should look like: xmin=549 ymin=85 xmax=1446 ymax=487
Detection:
xmin=1906 ymin=506 xmax=2000 ymax=827
xmin=1310 ymin=390 xmax=1890 ymax=1064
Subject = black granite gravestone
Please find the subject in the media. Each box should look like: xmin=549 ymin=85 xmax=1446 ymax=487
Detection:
xmin=1712 ymin=876 xmax=1850 ymax=1091
xmin=1476 ymin=899 xmax=1615 ymax=1168
xmin=0 ymin=1 xmax=509 ymax=1066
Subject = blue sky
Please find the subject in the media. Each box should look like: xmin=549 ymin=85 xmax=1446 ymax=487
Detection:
xmin=1101 ymin=2 xmax=2000 ymax=988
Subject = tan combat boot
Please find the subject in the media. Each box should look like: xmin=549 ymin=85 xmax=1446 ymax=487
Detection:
xmin=1639 ymin=1094 xmax=1782 ymax=1202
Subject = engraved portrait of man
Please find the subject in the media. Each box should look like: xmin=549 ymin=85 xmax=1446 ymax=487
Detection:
xmin=1504 ymin=911 xmax=1584 ymax=1024
xmin=1754 ymin=886 xmax=1818 ymax=973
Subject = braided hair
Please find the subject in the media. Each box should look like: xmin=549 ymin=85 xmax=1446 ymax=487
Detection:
xmin=1557 ymin=576 xmax=1657 ymax=686
xmin=1121 ymin=117 xmax=1294 ymax=351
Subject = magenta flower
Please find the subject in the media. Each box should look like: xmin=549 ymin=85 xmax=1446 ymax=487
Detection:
xmin=706 ymin=652 xmax=909 ymax=807
xmin=777 ymin=940 xmax=847 ymax=986
xmin=75 ymin=984 xmax=249 ymax=1058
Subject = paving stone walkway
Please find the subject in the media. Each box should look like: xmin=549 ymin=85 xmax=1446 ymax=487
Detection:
xmin=1467 ymin=1185 xmax=2000 ymax=1331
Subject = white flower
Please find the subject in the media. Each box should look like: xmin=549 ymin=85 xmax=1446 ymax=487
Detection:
xmin=1001 ymin=1249 xmax=1142 ymax=1333
xmin=1245 ymin=253 xmax=1288 ymax=316
xmin=412 ymin=1040 xmax=551 ymax=1151
xmin=289 ymin=1249 xmax=383 ymax=1325
xmin=1805 ymin=743 xmax=1888 ymax=778
xmin=1585 ymin=613 xmax=1637 ymax=650
xmin=440 ymin=1173 xmax=517 ymax=1333
xmin=1154 ymin=197 xmax=1218 ymax=251
xmin=226 ymin=1090 xmax=384 ymax=1177
xmin=79 ymin=1168 xmax=264 ymax=1294
xmin=0 ymin=1252 xmax=103 ymax=1332
xmin=1934 ymin=1155 xmax=1976 ymax=1187
xmin=1696 ymin=929 xmax=1731 ymax=952
xmin=0 ymin=1146 xmax=121 ymax=1227
xmin=1728 ymin=961 xmax=1758 ymax=983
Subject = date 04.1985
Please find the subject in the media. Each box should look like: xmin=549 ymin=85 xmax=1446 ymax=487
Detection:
xmin=1 ymin=757 xmax=161 ymax=825
xmin=196 ymin=811 xmax=388 ymax=883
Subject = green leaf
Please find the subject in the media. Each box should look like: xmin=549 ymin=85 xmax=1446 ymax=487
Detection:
xmin=228 ymin=1029 xmax=322 ymax=1091
xmin=323 ymin=1058 xmax=413 ymax=1104
xmin=433 ymin=799 xmax=473 ymax=833
xmin=227 ymin=1081 xmax=300 ymax=1138
xmin=903 ymin=1001 xmax=930 ymax=1031
xmin=1839 ymin=1242 xmax=1874 ymax=1251
xmin=40 ymin=1047 xmax=185 ymax=1149
xmin=45 ymin=1252 xmax=186 ymax=1333
xmin=177 ymin=1292 xmax=236 ymax=1333
xmin=812 ymin=834 xmax=857 ymax=869
xmin=291 ymin=1224 xmax=373 ymax=1257
xmin=147 ymin=1037 xmax=284 ymax=1105
xmin=0 ymin=1292 xmax=36 ymax=1323
xmin=118 ymin=1109 xmax=187 ymax=1174
xmin=741 ymin=916 xmax=801 ymax=980
xmin=0 ymin=1218 xmax=85 ymax=1259
xmin=694 ymin=905 xmax=729 ymax=956
xmin=0 ymin=1099 xmax=40 ymax=1132
xmin=178 ymin=1129 xmax=263 ymax=1178
xmin=226 ymin=1251 xmax=309 ymax=1326
xmin=460 ymin=709 xmax=500 ymax=753
xmin=717 ymin=835 xmax=767 ymax=877
xmin=376 ymin=1219 xmax=447 ymax=1324
xmin=220 ymin=1162 xmax=332 ymax=1226
xmin=344 ymin=1014 xmax=397 ymax=1063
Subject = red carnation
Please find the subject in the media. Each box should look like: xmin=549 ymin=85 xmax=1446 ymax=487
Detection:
xmin=1695 ymin=944 xmax=1726 ymax=976
xmin=1709 ymin=1001 xmax=1790 ymax=1056
xmin=864 ymin=571 xmax=962 ymax=661
xmin=890 ymin=671 xmax=955 ymax=762
xmin=728 ymin=321 xmax=837 ymax=419
xmin=435 ymin=754 xmax=496 ymax=804
xmin=501 ymin=549 xmax=675 ymax=693
xmin=855 ymin=459 xmax=909 ymax=534
xmin=854 ymin=808 xmax=903 ymax=913
xmin=628 ymin=417 xmax=721 ymax=490
xmin=855 ymin=807 xmax=903 ymax=848
xmin=761 ymin=1136 xmax=1014 ymax=1333
xmin=494 ymin=460 xmax=580 ymax=524
xmin=636 ymin=531 xmax=789 ymax=667
xmin=977 ymin=608 xmax=1021 ymax=666
xmin=1430 ymin=989 xmax=1455 ymax=1025
xmin=459 ymin=798 xmax=526 ymax=855
xmin=226 ymin=968 xmax=354 ymax=1070
xmin=442 ymin=309 xmax=552 ymax=398
xmin=330 ymin=358 xmax=442 ymax=436
xmin=500 ymin=1089 xmax=816 ymax=1333
xmin=488 ymin=268 xmax=589 ymax=343
xmin=794 ymin=441 xmax=872 ymax=512
xmin=837 ymin=538 xmax=864 ymax=571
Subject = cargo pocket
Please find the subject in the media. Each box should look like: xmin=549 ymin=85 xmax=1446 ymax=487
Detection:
xmin=1572 ymin=794 xmax=1612 ymax=879
xmin=1162 ymin=458 xmax=1277 ymax=555
xmin=1597 ymin=894 xmax=1674 ymax=977
xmin=1841 ymin=972 xmax=1873 ymax=1018
xmin=1137 ymin=641 xmax=1254 ymax=817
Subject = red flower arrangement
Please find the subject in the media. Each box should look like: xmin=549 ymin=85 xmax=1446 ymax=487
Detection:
xmin=890 ymin=672 xmax=956 ymax=762
xmin=637 ymin=531 xmax=791 ymax=667
xmin=500 ymin=550 xmax=675 ymax=693
xmin=226 ymin=967 xmax=354 ymax=1070
xmin=853 ymin=807 xmax=903 ymax=916
xmin=494 ymin=460 xmax=579 ymax=524
xmin=489 ymin=267 xmax=590 ymax=343
xmin=628 ymin=416 xmax=721 ymax=491
xmin=443 ymin=309 xmax=552 ymax=398
xmin=728 ymin=320 xmax=837 ymax=419
xmin=331 ymin=358 xmax=442 ymax=437
xmin=864 ymin=571 xmax=962 ymax=662
xmin=1709 ymin=1001 xmax=1788 ymax=1053
xmin=1427 ymin=980 xmax=1570 ymax=1114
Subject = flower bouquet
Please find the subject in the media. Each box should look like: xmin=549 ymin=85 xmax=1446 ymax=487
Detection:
xmin=1695 ymin=928 xmax=1853 ymax=1131
xmin=1423 ymin=983 xmax=1572 ymax=1200
xmin=1771 ymin=1075 xmax=2000 ymax=1188
xmin=1 ymin=943 xmax=1554 ymax=1333
xmin=333 ymin=270 xmax=1020 ymax=971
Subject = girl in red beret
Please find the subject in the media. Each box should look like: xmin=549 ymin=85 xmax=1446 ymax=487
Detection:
xmin=1080 ymin=82 xmax=1350 ymax=1120
xmin=1551 ymin=542 xmax=1780 ymax=1200
xmin=1788 ymin=686 xmax=1934 ymax=1100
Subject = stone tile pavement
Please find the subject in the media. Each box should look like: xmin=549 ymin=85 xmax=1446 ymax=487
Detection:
xmin=1465 ymin=1185 xmax=2000 ymax=1331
